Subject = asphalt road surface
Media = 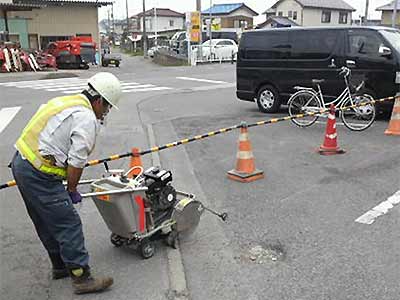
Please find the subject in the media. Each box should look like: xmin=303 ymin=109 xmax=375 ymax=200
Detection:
xmin=1 ymin=54 xmax=399 ymax=300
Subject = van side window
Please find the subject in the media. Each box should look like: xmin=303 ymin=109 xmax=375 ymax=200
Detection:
xmin=244 ymin=32 xmax=289 ymax=60
xmin=347 ymin=30 xmax=384 ymax=58
xmin=289 ymin=30 xmax=338 ymax=59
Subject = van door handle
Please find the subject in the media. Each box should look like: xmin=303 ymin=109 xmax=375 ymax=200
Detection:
xmin=346 ymin=60 xmax=356 ymax=68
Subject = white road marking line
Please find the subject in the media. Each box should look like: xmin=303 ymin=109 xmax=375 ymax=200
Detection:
xmin=355 ymin=190 xmax=400 ymax=225
xmin=0 ymin=106 xmax=21 ymax=134
xmin=176 ymin=76 xmax=228 ymax=84
xmin=122 ymin=87 xmax=172 ymax=93
xmin=62 ymin=84 xmax=160 ymax=94
xmin=46 ymin=85 xmax=88 ymax=91
xmin=1 ymin=78 xmax=80 ymax=88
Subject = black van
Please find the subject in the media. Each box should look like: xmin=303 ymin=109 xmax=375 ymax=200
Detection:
xmin=236 ymin=26 xmax=400 ymax=113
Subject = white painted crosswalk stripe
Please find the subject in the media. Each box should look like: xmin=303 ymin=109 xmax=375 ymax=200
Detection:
xmin=0 ymin=106 xmax=21 ymax=134
xmin=0 ymin=78 xmax=171 ymax=94
xmin=176 ymin=76 xmax=228 ymax=84
xmin=122 ymin=87 xmax=172 ymax=93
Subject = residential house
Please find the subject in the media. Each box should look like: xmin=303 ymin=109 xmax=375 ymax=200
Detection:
xmin=264 ymin=0 xmax=355 ymax=26
xmin=201 ymin=3 xmax=258 ymax=30
xmin=376 ymin=1 xmax=400 ymax=27
xmin=256 ymin=16 xmax=299 ymax=28
xmin=1 ymin=0 xmax=111 ymax=50
xmin=134 ymin=8 xmax=184 ymax=35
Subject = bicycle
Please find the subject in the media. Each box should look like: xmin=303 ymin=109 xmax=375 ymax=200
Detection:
xmin=287 ymin=67 xmax=376 ymax=131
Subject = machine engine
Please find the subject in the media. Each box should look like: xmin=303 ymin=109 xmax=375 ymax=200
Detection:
xmin=142 ymin=167 xmax=177 ymax=213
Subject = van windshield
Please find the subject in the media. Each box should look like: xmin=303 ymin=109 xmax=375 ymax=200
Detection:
xmin=380 ymin=29 xmax=400 ymax=53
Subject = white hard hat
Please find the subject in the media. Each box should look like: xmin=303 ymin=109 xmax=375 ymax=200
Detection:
xmin=88 ymin=72 xmax=122 ymax=109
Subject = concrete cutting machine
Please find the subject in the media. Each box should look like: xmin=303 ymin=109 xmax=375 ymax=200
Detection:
xmin=82 ymin=166 xmax=227 ymax=259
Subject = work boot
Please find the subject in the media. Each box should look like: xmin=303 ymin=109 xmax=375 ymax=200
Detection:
xmin=69 ymin=266 xmax=113 ymax=294
xmin=49 ymin=253 xmax=69 ymax=280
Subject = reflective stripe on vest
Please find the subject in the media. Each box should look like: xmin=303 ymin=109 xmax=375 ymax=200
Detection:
xmin=15 ymin=94 xmax=93 ymax=178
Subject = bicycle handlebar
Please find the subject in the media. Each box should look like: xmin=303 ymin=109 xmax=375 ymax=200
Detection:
xmin=338 ymin=66 xmax=351 ymax=77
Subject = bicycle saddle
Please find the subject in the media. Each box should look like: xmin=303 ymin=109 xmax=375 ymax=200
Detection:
xmin=312 ymin=79 xmax=325 ymax=84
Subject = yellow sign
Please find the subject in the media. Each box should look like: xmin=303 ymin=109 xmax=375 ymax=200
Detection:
xmin=190 ymin=11 xmax=201 ymax=43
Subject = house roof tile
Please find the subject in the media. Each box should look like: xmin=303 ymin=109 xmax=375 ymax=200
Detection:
xmin=376 ymin=1 xmax=399 ymax=11
xmin=202 ymin=2 xmax=258 ymax=16
xmin=134 ymin=8 xmax=184 ymax=18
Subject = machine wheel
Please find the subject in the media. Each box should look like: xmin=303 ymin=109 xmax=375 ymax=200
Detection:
xmin=139 ymin=239 xmax=155 ymax=259
xmin=165 ymin=230 xmax=179 ymax=249
xmin=256 ymin=85 xmax=280 ymax=113
xmin=102 ymin=61 xmax=108 ymax=67
xmin=110 ymin=233 xmax=124 ymax=247
xmin=115 ymin=61 xmax=120 ymax=67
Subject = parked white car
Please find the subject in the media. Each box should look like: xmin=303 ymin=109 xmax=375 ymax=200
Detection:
xmin=201 ymin=39 xmax=238 ymax=60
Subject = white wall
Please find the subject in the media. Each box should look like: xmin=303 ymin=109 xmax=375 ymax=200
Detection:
xmin=228 ymin=7 xmax=256 ymax=18
xmin=139 ymin=15 xmax=184 ymax=32
xmin=302 ymin=8 xmax=351 ymax=26
xmin=275 ymin=0 xmax=302 ymax=23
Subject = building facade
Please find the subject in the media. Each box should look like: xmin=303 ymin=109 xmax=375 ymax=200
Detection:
xmin=0 ymin=0 xmax=111 ymax=49
xmin=264 ymin=0 xmax=355 ymax=27
xmin=376 ymin=1 xmax=400 ymax=27
xmin=135 ymin=8 xmax=184 ymax=34
xmin=202 ymin=3 xmax=258 ymax=30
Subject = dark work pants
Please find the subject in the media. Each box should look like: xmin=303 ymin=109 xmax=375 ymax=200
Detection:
xmin=11 ymin=152 xmax=89 ymax=268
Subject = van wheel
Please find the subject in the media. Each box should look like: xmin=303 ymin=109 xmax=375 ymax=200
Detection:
xmin=256 ymin=85 xmax=280 ymax=113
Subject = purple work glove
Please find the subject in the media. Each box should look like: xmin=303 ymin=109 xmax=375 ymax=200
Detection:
xmin=68 ymin=191 xmax=82 ymax=204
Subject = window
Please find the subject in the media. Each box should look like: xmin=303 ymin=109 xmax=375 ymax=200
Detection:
xmin=169 ymin=20 xmax=174 ymax=27
xmin=293 ymin=11 xmax=297 ymax=20
xmin=321 ymin=11 xmax=331 ymax=23
xmin=339 ymin=12 xmax=348 ymax=24
xmin=289 ymin=30 xmax=339 ymax=59
xmin=278 ymin=11 xmax=283 ymax=16
xmin=244 ymin=31 xmax=290 ymax=59
xmin=347 ymin=30 xmax=384 ymax=58
xmin=288 ymin=11 xmax=293 ymax=18
xmin=76 ymin=33 xmax=92 ymax=37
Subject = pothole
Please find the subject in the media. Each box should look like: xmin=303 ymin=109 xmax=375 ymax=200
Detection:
xmin=237 ymin=241 xmax=286 ymax=264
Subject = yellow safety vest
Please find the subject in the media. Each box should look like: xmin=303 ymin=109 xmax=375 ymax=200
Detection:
xmin=15 ymin=94 xmax=93 ymax=178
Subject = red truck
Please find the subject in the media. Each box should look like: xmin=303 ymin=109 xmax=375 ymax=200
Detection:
xmin=46 ymin=36 xmax=96 ymax=69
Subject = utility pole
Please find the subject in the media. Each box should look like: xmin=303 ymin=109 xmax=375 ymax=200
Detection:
xmin=197 ymin=0 xmax=202 ymax=45
xmin=143 ymin=0 xmax=148 ymax=57
xmin=107 ymin=9 xmax=111 ymax=37
xmin=111 ymin=3 xmax=115 ymax=43
xmin=154 ymin=7 xmax=158 ymax=47
xmin=125 ymin=0 xmax=129 ymax=35
xmin=392 ymin=0 xmax=399 ymax=28
xmin=364 ymin=0 xmax=369 ymax=25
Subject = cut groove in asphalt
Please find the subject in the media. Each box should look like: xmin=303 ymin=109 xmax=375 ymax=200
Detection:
xmin=146 ymin=124 xmax=189 ymax=300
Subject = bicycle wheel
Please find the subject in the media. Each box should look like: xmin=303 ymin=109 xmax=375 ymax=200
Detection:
xmin=341 ymin=94 xmax=375 ymax=131
xmin=288 ymin=90 xmax=322 ymax=127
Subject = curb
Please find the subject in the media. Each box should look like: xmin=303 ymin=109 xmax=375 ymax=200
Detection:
xmin=146 ymin=124 xmax=189 ymax=300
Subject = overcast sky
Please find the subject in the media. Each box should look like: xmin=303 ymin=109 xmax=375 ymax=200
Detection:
xmin=99 ymin=0 xmax=393 ymax=24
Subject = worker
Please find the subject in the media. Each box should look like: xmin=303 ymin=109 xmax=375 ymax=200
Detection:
xmin=11 ymin=72 xmax=122 ymax=295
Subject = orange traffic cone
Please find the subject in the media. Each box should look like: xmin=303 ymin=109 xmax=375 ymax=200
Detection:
xmin=127 ymin=147 xmax=143 ymax=178
xmin=385 ymin=94 xmax=400 ymax=136
xmin=227 ymin=122 xmax=264 ymax=182
xmin=318 ymin=104 xmax=345 ymax=155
